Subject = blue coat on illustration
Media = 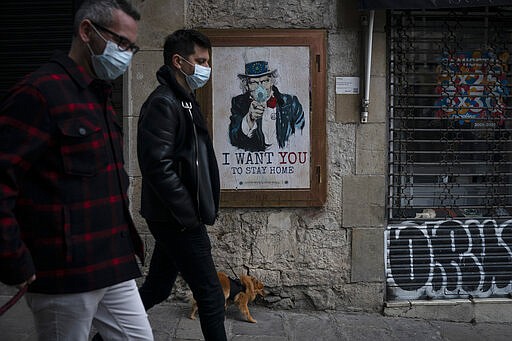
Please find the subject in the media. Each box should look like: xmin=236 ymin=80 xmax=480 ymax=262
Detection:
xmin=229 ymin=86 xmax=305 ymax=152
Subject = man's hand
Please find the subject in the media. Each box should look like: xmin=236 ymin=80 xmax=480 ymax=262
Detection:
xmin=16 ymin=274 xmax=36 ymax=289
xmin=246 ymin=101 xmax=265 ymax=128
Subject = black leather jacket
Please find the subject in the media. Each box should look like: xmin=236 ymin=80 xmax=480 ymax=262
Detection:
xmin=137 ymin=65 xmax=220 ymax=230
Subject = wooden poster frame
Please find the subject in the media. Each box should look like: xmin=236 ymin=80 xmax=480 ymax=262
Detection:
xmin=197 ymin=29 xmax=327 ymax=207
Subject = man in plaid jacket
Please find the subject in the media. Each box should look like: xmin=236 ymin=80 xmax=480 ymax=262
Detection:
xmin=0 ymin=1 xmax=152 ymax=339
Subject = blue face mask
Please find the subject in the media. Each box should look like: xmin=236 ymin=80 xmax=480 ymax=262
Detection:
xmin=253 ymin=85 xmax=269 ymax=103
xmin=88 ymin=26 xmax=133 ymax=80
xmin=179 ymin=56 xmax=211 ymax=90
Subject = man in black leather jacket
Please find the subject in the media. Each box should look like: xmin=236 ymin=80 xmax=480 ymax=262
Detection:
xmin=136 ymin=29 xmax=227 ymax=340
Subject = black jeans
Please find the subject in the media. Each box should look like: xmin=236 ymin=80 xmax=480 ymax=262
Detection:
xmin=139 ymin=221 xmax=227 ymax=341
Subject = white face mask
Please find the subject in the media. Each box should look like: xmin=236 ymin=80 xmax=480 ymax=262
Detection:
xmin=88 ymin=29 xmax=133 ymax=80
xmin=179 ymin=56 xmax=211 ymax=90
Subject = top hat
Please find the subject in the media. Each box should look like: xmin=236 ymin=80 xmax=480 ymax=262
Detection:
xmin=238 ymin=47 xmax=277 ymax=78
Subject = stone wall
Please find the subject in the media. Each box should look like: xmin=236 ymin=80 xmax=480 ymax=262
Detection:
xmin=126 ymin=0 xmax=387 ymax=312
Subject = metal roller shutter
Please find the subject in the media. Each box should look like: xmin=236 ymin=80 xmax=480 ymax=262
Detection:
xmin=385 ymin=6 xmax=512 ymax=300
xmin=0 ymin=1 xmax=75 ymax=96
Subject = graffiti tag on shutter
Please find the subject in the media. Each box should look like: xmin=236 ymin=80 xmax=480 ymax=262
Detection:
xmin=386 ymin=219 xmax=512 ymax=300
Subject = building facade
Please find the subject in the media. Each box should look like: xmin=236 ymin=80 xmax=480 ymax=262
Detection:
xmin=1 ymin=0 xmax=511 ymax=322
xmin=127 ymin=1 xmax=512 ymax=321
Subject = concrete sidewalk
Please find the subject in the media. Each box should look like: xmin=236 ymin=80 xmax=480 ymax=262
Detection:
xmin=1 ymin=288 xmax=511 ymax=341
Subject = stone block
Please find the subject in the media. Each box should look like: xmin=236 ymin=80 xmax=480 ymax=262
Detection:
xmin=288 ymin=312 xmax=343 ymax=341
xmin=123 ymin=115 xmax=140 ymax=177
xmin=129 ymin=50 xmax=161 ymax=116
xmin=370 ymin=32 xmax=387 ymax=77
xmin=342 ymin=175 xmax=386 ymax=227
xmin=328 ymin=32 xmax=360 ymax=75
xmin=133 ymin=0 xmax=184 ymax=49
xmin=384 ymin=299 xmax=475 ymax=322
xmin=473 ymin=298 xmax=512 ymax=323
xmin=337 ymin=282 xmax=385 ymax=311
xmin=335 ymin=93 xmax=360 ymax=123
xmin=328 ymin=123 xmax=356 ymax=178
xmin=251 ymin=269 xmax=282 ymax=288
xmin=175 ymin=316 xmax=205 ymax=340
xmin=355 ymin=123 xmax=386 ymax=175
xmin=128 ymin=175 xmax=146 ymax=231
xmin=305 ymin=288 xmax=337 ymax=310
xmin=374 ymin=11 xmax=387 ymax=33
xmin=231 ymin=310 xmax=286 ymax=338
xmin=351 ymin=227 xmax=384 ymax=282
xmin=140 ymin=233 xmax=155 ymax=270
xmin=267 ymin=212 xmax=292 ymax=232
xmin=187 ymin=0 xmax=336 ymax=29
xmin=368 ymin=75 xmax=386 ymax=123
xmin=252 ymin=225 xmax=298 ymax=266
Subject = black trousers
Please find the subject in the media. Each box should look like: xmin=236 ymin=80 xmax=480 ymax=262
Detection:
xmin=139 ymin=221 xmax=227 ymax=341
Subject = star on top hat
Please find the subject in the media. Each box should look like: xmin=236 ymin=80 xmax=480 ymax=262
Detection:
xmin=238 ymin=47 xmax=277 ymax=78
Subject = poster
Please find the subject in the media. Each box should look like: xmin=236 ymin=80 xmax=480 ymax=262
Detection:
xmin=435 ymin=50 xmax=509 ymax=128
xmin=211 ymin=46 xmax=311 ymax=190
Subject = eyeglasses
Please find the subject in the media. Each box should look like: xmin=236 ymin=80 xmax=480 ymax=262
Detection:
xmin=90 ymin=20 xmax=140 ymax=54
xmin=248 ymin=78 xmax=271 ymax=86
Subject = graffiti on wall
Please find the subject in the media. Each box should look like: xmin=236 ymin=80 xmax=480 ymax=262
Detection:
xmin=386 ymin=219 xmax=512 ymax=300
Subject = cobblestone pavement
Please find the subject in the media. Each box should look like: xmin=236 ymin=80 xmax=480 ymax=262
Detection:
xmin=1 ymin=288 xmax=511 ymax=341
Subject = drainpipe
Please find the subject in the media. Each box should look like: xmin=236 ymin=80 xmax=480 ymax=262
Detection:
xmin=361 ymin=10 xmax=375 ymax=123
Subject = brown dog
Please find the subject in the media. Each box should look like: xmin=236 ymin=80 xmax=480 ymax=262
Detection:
xmin=189 ymin=272 xmax=265 ymax=323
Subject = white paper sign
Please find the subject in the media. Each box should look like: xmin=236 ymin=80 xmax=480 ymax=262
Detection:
xmin=336 ymin=76 xmax=360 ymax=94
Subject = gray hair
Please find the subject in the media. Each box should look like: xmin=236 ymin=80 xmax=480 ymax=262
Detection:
xmin=73 ymin=0 xmax=140 ymax=36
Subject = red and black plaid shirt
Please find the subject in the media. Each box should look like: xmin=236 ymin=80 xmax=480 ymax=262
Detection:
xmin=0 ymin=53 xmax=143 ymax=294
